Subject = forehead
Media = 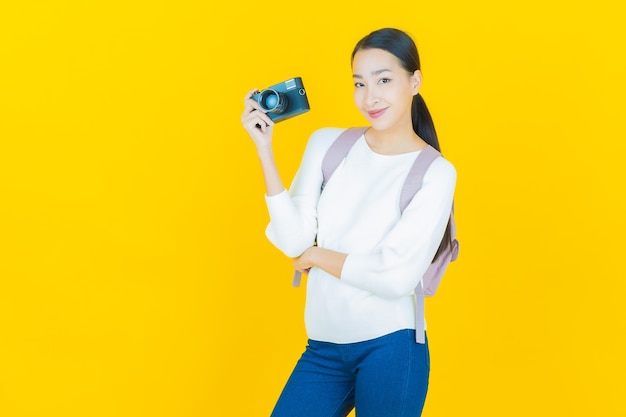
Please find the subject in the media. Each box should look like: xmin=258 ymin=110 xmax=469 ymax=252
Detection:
xmin=352 ymin=48 xmax=403 ymax=74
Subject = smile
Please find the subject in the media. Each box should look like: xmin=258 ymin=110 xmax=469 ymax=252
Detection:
xmin=367 ymin=108 xmax=387 ymax=118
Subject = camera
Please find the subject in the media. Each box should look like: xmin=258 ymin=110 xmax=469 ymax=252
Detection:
xmin=252 ymin=77 xmax=310 ymax=123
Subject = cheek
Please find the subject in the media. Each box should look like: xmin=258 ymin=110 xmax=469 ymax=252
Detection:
xmin=393 ymin=85 xmax=413 ymax=105
xmin=353 ymin=89 xmax=364 ymax=107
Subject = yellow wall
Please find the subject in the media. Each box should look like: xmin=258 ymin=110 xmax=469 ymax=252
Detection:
xmin=1 ymin=1 xmax=625 ymax=416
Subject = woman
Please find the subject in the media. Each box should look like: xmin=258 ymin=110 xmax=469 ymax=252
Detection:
xmin=241 ymin=28 xmax=456 ymax=417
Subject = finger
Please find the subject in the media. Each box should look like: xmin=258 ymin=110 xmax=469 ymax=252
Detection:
xmin=256 ymin=111 xmax=274 ymax=128
xmin=243 ymin=115 xmax=263 ymax=131
xmin=242 ymin=108 xmax=273 ymax=128
xmin=246 ymin=96 xmax=265 ymax=113
xmin=242 ymin=110 xmax=271 ymax=126
xmin=258 ymin=118 xmax=273 ymax=133
xmin=243 ymin=114 xmax=271 ymax=132
xmin=244 ymin=89 xmax=270 ymax=114
xmin=244 ymin=88 xmax=258 ymax=105
xmin=243 ymin=89 xmax=261 ymax=114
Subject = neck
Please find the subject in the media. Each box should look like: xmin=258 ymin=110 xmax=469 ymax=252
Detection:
xmin=366 ymin=124 xmax=426 ymax=155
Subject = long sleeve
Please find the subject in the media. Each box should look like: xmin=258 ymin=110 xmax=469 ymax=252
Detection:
xmin=339 ymin=157 xmax=456 ymax=298
xmin=264 ymin=128 xmax=345 ymax=257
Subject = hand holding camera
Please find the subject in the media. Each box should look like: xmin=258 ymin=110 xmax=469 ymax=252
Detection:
xmin=241 ymin=77 xmax=310 ymax=146
xmin=242 ymin=77 xmax=310 ymax=130
xmin=251 ymin=77 xmax=310 ymax=123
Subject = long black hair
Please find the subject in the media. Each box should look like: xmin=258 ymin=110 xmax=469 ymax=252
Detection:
xmin=352 ymin=28 xmax=451 ymax=261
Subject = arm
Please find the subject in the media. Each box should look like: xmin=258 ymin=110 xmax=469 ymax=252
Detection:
xmin=241 ymin=89 xmax=320 ymax=256
xmin=292 ymin=157 xmax=456 ymax=296
xmin=242 ymin=92 xmax=345 ymax=257
xmin=241 ymin=89 xmax=284 ymax=197
xmin=293 ymin=246 xmax=347 ymax=278
xmin=339 ymin=158 xmax=457 ymax=298
xmin=263 ymin=128 xmax=344 ymax=257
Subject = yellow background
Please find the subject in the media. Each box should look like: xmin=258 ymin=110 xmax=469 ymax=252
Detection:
xmin=1 ymin=1 xmax=625 ymax=416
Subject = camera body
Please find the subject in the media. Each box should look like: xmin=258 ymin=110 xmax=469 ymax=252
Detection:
xmin=252 ymin=77 xmax=310 ymax=123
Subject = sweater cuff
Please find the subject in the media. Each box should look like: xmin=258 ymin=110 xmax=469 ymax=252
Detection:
xmin=340 ymin=253 xmax=363 ymax=285
xmin=264 ymin=189 xmax=289 ymax=216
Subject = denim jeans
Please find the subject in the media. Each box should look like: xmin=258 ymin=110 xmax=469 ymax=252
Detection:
xmin=270 ymin=329 xmax=430 ymax=417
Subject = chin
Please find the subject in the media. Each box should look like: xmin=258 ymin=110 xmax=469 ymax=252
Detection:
xmin=366 ymin=118 xmax=394 ymax=131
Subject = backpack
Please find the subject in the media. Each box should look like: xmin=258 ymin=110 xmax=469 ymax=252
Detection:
xmin=292 ymin=127 xmax=459 ymax=343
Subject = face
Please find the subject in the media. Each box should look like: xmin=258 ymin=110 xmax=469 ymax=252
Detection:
xmin=352 ymin=48 xmax=421 ymax=131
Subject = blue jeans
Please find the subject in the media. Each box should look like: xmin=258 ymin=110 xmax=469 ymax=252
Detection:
xmin=270 ymin=330 xmax=430 ymax=417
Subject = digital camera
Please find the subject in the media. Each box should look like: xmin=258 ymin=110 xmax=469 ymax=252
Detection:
xmin=252 ymin=77 xmax=310 ymax=123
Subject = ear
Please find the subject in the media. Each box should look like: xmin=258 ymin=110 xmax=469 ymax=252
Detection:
xmin=411 ymin=70 xmax=422 ymax=95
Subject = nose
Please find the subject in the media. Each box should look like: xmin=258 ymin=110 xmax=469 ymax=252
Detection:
xmin=365 ymin=86 xmax=379 ymax=108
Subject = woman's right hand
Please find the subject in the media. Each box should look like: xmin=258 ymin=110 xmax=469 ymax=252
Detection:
xmin=241 ymin=89 xmax=275 ymax=150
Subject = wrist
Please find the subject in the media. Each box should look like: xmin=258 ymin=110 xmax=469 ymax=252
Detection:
xmin=256 ymin=143 xmax=274 ymax=160
xmin=307 ymin=246 xmax=321 ymax=266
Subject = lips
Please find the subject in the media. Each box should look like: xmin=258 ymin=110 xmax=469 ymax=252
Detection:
xmin=367 ymin=108 xmax=387 ymax=119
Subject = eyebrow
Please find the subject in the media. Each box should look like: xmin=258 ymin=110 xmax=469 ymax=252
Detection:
xmin=352 ymin=68 xmax=392 ymax=78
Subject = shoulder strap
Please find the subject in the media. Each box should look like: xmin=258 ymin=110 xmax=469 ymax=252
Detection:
xmin=321 ymin=127 xmax=369 ymax=189
xmin=399 ymin=145 xmax=448 ymax=344
xmin=399 ymin=145 xmax=441 ymax=213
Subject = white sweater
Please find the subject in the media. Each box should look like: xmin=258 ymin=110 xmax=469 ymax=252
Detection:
xmin=265 ymin=128 xmax=456 ymax=343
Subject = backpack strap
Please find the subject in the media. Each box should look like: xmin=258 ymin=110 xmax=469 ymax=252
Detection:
xmin=399 ymin=145 xmax=441 ymax=213
xmin=402 ymin=147 xmax=460 ymax=343
xmin=292 ymin=127 xmax=369 ymax=287
xmin=398 ymin=145 xmax=443 ymax=344
xmin=321 ymin=127 xmax=369 ymax=189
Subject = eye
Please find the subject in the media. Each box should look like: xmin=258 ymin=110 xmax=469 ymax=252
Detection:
xmin=354 ymin=82 xmax=365 ymax=88
xmin=379 ymin=78 xmax=391 ymax=84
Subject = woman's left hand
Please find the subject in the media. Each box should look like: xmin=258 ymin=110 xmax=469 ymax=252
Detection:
xmin=293 ymin=246 xmax=347 ymax=279
xmin=293 ymin=247 xmax=316 ymax=274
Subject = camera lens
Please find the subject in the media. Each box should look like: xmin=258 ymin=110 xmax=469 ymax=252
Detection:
xmin=257 ymin=89 xmax=288 ymax=114
xmin=265 ymin=94 xmax=278 ymax=109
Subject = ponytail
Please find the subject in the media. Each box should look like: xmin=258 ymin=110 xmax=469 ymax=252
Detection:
xmin=413 ymin=93 xmax=451 ymax=261
xmin=412 ymin=93 xmax=441 ymax=152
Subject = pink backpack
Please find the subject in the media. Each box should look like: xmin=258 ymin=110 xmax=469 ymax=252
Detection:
xmin=292 ymin=127 xmax=459 ymax=343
